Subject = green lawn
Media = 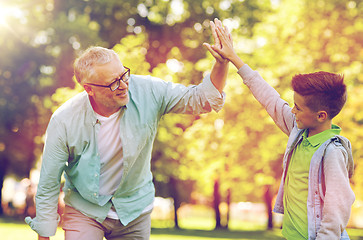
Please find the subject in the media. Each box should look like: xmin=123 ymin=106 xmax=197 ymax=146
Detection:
xmin=1 ymin=217 xmax=363 ymax=240
xmin=150 ymin=228 xmax=284 ymax=240
xmin=0 ymin=221 xmax=284 ymax=240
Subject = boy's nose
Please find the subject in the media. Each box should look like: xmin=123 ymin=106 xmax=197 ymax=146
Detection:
xmin=291 ymin=107 xmax=296 ymax=114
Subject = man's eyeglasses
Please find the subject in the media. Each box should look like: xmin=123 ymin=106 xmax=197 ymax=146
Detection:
xmin=86 ymin=67 xmax=130 ymax=92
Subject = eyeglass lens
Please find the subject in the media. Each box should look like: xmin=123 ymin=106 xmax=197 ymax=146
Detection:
xmin=110 ymin=69 xmax=130 ymax=91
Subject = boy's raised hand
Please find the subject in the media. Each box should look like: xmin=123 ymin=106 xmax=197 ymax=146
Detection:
xmin=211 ymin=18 xmax=245 ymax=69
xmin=203 ymin=19 xmax=228 ymax=63
xmin=212 ymin=19 xmax=234 ymax=58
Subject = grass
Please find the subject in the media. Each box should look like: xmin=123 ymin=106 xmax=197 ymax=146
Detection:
xmin=150 ymin=228 xmax=284 ymax=240
xmin=0 ymin=220 xmax=284 ymax=240
xmin=1 ymin=217 xmax=363 ymax=240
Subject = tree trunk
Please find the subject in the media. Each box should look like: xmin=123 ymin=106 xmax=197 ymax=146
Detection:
xmin=225 ymin=188 xmax=231 ymax=229
xmin=264 ymin=185 xmax=273 ymax=229
xmin=213 ymin=178 xmax=222 ymax=229
xmin=169 ymin=177 xmax=180 ymax=229
xmin=0 ymin=155 xmax=9 ymax=216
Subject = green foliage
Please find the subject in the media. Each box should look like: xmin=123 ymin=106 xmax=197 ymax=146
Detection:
xmin=0 ymin=0 xmax=103 ymax=178
xmin=1 ymin=0 xmax=362 ymax=225
xmin=248 ymin=0 xmax=363 ymax=204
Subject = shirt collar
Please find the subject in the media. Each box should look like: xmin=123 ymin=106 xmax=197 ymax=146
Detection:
xmin=85 ymin=92 xmax=128 ymax=126
xmin=84 ymin=93 xmax=99 ymax=126
xmin=305 ymin=124 xmax=341 ymax=147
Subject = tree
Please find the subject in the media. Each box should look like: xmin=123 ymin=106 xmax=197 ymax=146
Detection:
xmin=0 ymin=0 xmax=101 ymax=214
xmin=2 ymin=0 xmax=362 ymax=230
xmin=161 ymin=0 xmax=363 ymax=229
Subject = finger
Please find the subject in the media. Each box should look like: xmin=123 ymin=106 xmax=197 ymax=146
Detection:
xmin=210 ymin=50 xmax=224 ymax=61
xmin=204 ymin=43 xmax=223 ymax=60
xmin=203 ymin=42 xmax=212 ymax=49
xmin=225 ymin=27 xmax=233 ymax=43
xmin=211 ymin=45 xmax=222 ymax=55
xmin=225 ymin=26 xmax=233 ymax=42
xmin=215 ymin=18 xmax=224 ymax=31
xmin=210 ymin=20 xmax=221 ymax=48
xmin=204 ymin=43 xmax=217 ymax=54
xmin=215 ymin=19 xmax=230 ymax=46
xmin=215 ymin=26 xmax=229 ymax=44
xmin=218 ymin=25 xmax=232 ymax=45
xmin=210 ymin=20 xmax=216 ymax=33
xmin=214 ymin=18 xmax=221 ymax=28
xmin=203 ymin=42 xmax=214 ymax=53
xmin=218 ymin=21 xmax=229 ymax=37
xmin=216 ymin=23 xmax=228 ymax=36
xmin=224 ymin=25 xmax=230 ymax=36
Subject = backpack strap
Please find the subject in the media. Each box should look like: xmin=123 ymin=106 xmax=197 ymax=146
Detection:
xmin=319 ymin=156 xmax=326 ymax=201
xmin=318 ymin=135 xmax=351 ymax=201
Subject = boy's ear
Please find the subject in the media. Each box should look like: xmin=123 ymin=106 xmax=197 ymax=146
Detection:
xmin=317 ymin=110 xmax=328 ymax=122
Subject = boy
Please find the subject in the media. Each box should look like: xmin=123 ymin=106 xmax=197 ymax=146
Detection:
xmin=206 ymin=18 xmax=355 ymax=239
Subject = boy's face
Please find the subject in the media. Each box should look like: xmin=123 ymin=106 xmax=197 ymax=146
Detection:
xmin=292 ymin=92 xmax=320 ymax=130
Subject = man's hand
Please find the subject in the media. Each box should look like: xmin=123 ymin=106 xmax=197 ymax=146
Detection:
xmin=203 ymin=18 xmax=230 ymax=93
xmin=38 ymin=235 xmax=50 ymax=240
xmin=211 ymin=18 xmax=245 ymax=70
xmin=210 ymin=19 xmax=234 ymax=60
xmin=203 ymin=19 xmax=228 ymax=63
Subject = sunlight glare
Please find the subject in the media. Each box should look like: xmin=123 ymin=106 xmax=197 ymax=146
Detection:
xmin=171 ymin=0 xmax=184 ymax=16
xmin=0 ymin=9 xmax=6 ymax=26
xmin=0 ymin=3 xmax=23 ymax=28
xmin=166 ymin=59 xmax=184 ymax=73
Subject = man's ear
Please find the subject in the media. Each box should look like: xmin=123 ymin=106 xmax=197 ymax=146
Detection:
xmin=84 ymin=84 xmax=94 ymax=96
xmin=317 ymin=110 xmax=328 ymax=122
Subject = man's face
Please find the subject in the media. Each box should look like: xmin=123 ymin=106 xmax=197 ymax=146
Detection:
xmin=86 ymin=57 xmax=130 ymax=116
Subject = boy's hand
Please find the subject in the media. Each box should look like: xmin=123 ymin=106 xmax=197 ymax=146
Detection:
xmin=203 ymin=19 xmax=228 ymax=64
xmin=211 ymin=18 xmax=245 ymax=69
xmin=210 ymin=18 xmax=235 ymax=60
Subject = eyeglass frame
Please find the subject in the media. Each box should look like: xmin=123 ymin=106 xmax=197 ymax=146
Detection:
xmin=85 ymin=67 xmax=130 ymax=92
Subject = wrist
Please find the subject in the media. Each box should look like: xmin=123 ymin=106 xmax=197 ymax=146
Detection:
xmin=230 ymin=54 xmax=244 ymax=70
xmin=216 ymin=57 xmax=229 ymax=65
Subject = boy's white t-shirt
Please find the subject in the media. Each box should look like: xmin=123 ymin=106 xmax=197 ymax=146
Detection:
xmin=95 ymin=110 xmax=153 ymax=220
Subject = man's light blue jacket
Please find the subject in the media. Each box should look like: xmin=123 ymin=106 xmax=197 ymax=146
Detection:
xmin=26 ymin=73 xmax=225 ymax=237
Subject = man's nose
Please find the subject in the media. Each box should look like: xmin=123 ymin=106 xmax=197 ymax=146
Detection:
xmin=118 ymin=80 xmax=128 ymax=89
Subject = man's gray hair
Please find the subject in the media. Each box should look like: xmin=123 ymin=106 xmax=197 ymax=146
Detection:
xmin=74 ymin=46 xmax=119 ymax=84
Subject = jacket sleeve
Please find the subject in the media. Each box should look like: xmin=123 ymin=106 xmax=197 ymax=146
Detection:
xmin=25 ymin=116 xmax=68 ymax=237
xmin=316 ymin=145 xmax=355 ymax=239
xmin=150 ymin=73 xmax=225 ymax=116
xmin=237 ymin=64 xmax=295 ymax=136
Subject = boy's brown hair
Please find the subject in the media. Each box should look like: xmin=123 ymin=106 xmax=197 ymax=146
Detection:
xmin=291 ymin=71 xmax=346 ymax=119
